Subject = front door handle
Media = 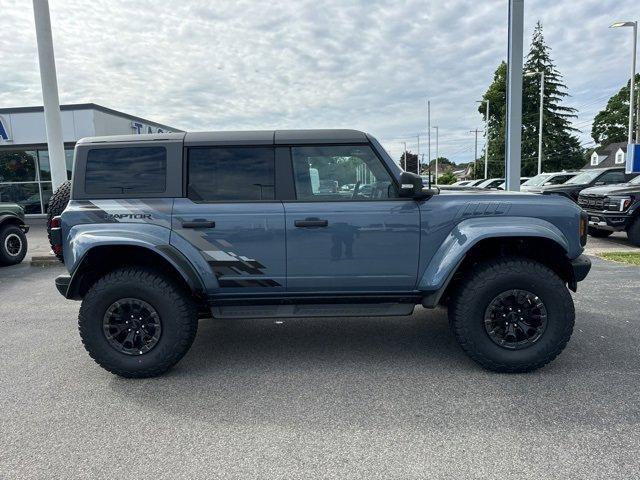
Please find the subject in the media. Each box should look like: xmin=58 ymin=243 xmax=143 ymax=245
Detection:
xmin=294 ymin=218 xmax=328 ymax=228
xmin=182 ymin=220 xmax=215 ymax=228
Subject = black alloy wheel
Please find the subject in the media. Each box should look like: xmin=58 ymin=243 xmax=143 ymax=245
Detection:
xmin=484 ymin=289 xmax=547 ymax=350
xmin=102 ymin=298 xmax=162 ymax=355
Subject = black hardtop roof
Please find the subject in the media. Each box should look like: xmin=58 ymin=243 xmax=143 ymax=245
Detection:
xmin=77 ymin=129 xmax=369 ymax=146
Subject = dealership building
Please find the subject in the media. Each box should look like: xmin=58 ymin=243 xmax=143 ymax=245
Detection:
xmin=0 ymin=103 xmax=180 ymax=215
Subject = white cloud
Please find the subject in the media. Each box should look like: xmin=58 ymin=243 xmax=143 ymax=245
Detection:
xmin=0 ymin=0 xmax=637 ymax=164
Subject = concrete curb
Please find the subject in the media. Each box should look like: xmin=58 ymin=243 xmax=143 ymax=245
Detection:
xmin=30 ymin=255 xmax=62 ymax=267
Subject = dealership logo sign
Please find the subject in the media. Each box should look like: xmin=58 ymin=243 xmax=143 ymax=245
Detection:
xmin=131 ymin=121 xmax=167 ymax=135
xmin=0 ymin=116 xmax=11 ymax=142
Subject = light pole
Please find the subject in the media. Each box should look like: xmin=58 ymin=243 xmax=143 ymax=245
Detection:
xmin=402 ymin=141 xmax=407 ymax=170
xmin=525 ymin=71 xmax=545 ymax=174
xmin=610 ymin=21 xmax=637 ymax=144
xmin=469 ymin=128 xmax=483 ymax=179
xmin=505 ymin=0 xmax=524 ymax=191
xmin=432 ymin=126 xmax=439 ymax=184
xmin=427 ymin=100 xmax=431 ymax=178
xmin=476 ymin=100 xmax=490 ymax=178
xmin=416 ymin=134 xmax=422 ymax=174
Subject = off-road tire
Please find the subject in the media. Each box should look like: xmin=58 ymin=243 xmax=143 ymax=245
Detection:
xmin=448 ymin=256 xmax=574 ymax=373
xmin=627 ymin=218 xmax=640 ymax=247
xmin=587 ymin=227 xmax=613 ymax=238
xmin=78 ymin=267 xmax=198 ymax=378
xmin=46 ymin=180 xmax=71 ymax=262
xmin=0 ymin=225 xmax=28 ymax=266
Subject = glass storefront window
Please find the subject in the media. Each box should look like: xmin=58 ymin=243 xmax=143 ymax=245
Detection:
xmin=0 ymin=147 xmax=74 ymax=215
xmin=65 ymin=149 xmax=74 ymax=179
xmin=0 ymin=182 xmax=42 ymax=214
xmin=0 ymin=150 xmax=37 ymax=182
xmin=38 ymin=150 xmax=51 ymax=181
xmin=41 ymin=182 xmax=53 ymax=214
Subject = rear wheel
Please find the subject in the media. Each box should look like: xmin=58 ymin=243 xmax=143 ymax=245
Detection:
xmin=78 ymin=267 xmax=198 ymax=378
xmin=587 ymin=227 xmax=613 ymax=238
xmin=0 ymin=225 xmax=28 ymax=266
xmin=627 ymin=218 xmax=640 ymax=247
xmin=449 ymin=257 xmax=574 ymax=373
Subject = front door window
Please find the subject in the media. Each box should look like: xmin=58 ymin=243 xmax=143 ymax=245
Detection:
xmin=291 ymin=145 xmax=396 ymax=201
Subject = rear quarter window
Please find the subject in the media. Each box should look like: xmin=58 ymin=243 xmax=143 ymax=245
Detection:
xmin=85 ymin=147 xmax=167 ymax=194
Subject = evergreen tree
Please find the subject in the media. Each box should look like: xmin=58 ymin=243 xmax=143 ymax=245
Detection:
xmin=478 ymin=22 xmax=584 ymax=176
xmin=522 ymin=21 xmax=583 ymax=174
xmin=591 ymin=73 xmax=640 ymax=146
xmin=398 ymin=151 xmax=418 ymax=173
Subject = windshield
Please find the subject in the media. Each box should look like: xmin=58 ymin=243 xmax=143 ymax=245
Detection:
xmin=522 ymin=173 xmax=551 ymax=186
xmin=565 ymin=170 xmax=602 ymax=185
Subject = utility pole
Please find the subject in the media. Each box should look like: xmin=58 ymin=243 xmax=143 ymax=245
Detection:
xmin=402 ymin=141 xmax=407 ymax=170
xmin=470 ymin=128 xmax=483 ymax=179
xmin=427 ymin=100 xmax=431 ymax=179
xmin=32 ymin=0 xmax=67 ymax=191
xmin=505 ymin=0 xmax=524 ymax=191
xmin=432 ymin=126 xmax=439 ymax=184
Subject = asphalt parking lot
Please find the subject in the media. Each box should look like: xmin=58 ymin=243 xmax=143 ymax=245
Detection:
xmin=1 ymin=251 xmax=639 ymax=480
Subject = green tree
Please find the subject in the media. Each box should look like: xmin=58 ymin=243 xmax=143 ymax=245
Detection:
xmin=522 ymin=21 xmax=583 ymax=174
xmin=478 ymin=22 xmax=584 ymax=176
xmin=398 ymin=151 xmax=418 ymax=173
xmin=478 ymin=61 xmax=507 ymax=178
xmin=591 ymin=73 xmax=640 ymax=146
xmin=437 ymin=171 xmax=457 ymax=185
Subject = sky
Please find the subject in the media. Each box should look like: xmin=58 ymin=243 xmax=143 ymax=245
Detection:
xmin=0 ymin=0 xmax=638 ymax=165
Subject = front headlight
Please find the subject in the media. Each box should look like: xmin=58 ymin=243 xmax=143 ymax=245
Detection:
xmin=606 ymin=196 xmax=633 ymax=212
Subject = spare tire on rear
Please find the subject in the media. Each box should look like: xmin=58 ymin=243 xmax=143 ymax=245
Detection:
xmin=47 ymin=180 xmax=71 ymax=262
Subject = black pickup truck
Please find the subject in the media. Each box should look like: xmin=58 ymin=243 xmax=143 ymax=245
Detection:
xmin=578 ymin=175 xmax=640 ymax=246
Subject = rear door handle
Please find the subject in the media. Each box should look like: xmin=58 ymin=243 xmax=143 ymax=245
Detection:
xmin=294 ymin=218 xmax=328 ymax=228
xmin=182 ymin=220 xmax=215 ymax=228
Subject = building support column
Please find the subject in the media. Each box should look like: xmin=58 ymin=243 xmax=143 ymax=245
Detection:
xmin=33 ymin=0 xmax=67 ymax=191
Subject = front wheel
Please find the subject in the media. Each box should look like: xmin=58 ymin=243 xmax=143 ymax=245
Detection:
xmin=627 ymin=218 xmax=640 ymax=247
xmin=78 ymin=267 xmax=198 ymax=378
xmin=0 ymin=225 xmax=28 ymax=266
xmin=449 ymin=257 xmax=574 ymax=373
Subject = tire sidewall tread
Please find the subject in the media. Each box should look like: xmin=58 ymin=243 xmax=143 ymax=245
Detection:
xmin=78 ymin=267 xmax=197 ymax=378
xmin=449 ymin=256 xmax=574 ymax=373
xmin=0 ymin=224 xmax=28 ymax=266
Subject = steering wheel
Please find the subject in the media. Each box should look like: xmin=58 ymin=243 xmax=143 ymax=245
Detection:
xmin=351 ymin=181 xmax=361 ymax=199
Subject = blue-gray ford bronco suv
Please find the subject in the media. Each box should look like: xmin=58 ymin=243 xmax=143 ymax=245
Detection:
xmin=51 ymin=130 xmax=591 ymax=378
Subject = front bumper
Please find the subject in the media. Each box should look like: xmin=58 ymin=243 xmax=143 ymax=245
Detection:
xmin=571 ymin=254 xmax=591 ymax=284
xmin=584 ymin=209 xmax=633 ymax=232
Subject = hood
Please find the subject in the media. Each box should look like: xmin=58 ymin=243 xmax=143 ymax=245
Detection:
xmin=539 ymin=183 xmax=581 ymax=193
xmin=580 ymin=183 xmax=639 ymax=196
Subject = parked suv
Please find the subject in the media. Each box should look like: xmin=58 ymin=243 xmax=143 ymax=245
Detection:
xmin=51 ymin=130 xmax=591 ymax=378
xmin=537 ymin=167 xmax=636 ymax=202
xmin=578 ymin=174 xmax=640 ymax=246
xmin=0 ymin=202 xmax=29 ymax=265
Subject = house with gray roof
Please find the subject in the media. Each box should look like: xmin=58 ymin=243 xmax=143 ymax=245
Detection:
xmin=585 ymin=142 xmax=627 ymax=169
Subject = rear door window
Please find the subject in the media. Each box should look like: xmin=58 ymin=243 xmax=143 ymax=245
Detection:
xmin=85 ymin=147 xmax=167 ymax=194
xmin=187 ymin=147 xmax=275 ymax=202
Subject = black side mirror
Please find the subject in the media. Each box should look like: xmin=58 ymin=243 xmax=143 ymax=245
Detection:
xmin=399 ymin=171 xmax=437 ymax=199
